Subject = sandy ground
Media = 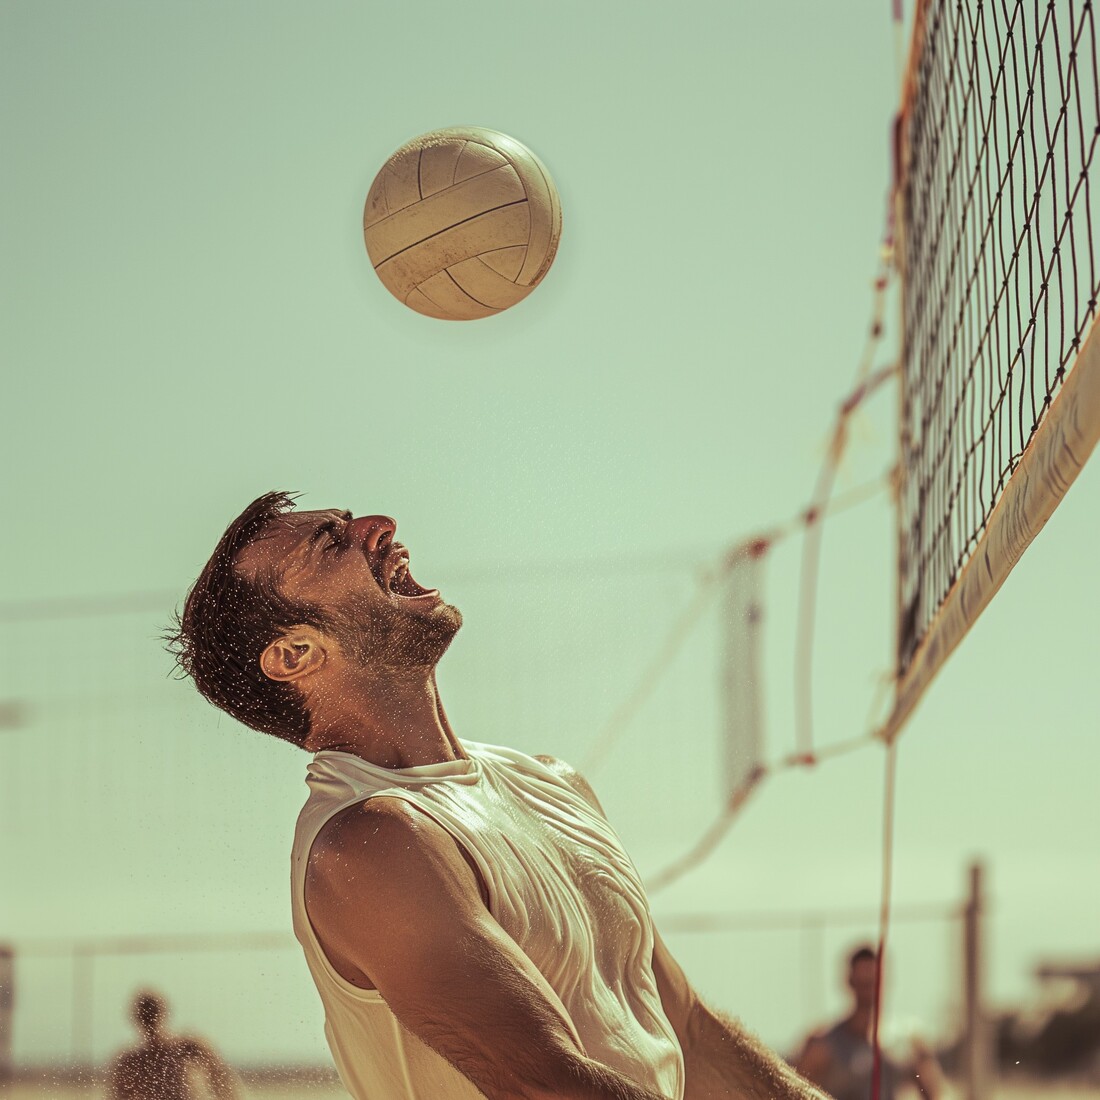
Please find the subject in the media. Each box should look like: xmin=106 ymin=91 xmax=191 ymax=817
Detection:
xmin=3 ymin=1074 xmax=342 ymax=1099
xmin=5 ymin=1076 xmax=1100 ymax=1099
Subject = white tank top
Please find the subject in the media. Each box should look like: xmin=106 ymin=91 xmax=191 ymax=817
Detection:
xmin=290 ymin=741 xmax=684 ymax=1100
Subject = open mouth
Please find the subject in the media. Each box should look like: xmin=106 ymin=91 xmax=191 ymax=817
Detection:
xmin=374 ymin=547 xmax=439 ymax=601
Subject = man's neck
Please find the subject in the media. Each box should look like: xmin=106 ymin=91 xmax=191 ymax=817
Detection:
xmin=845 ymin=1008 xmax=873 ymax=1038
xmin=304 ymin=667 xmax=463 ymax=768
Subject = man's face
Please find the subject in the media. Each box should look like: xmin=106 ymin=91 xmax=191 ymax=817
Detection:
xmin=848 ymin=957 xmax=877 ymax=1011
xmin=236 ymin=508 xmax=462 ymax=670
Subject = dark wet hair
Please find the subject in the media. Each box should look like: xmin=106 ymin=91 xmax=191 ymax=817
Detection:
xmin=166 ymin=491 xmax=324 ymax=747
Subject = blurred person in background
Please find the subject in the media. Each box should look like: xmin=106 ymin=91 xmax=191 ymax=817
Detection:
xmin=106 ymin=989 xmax=239 ymax=1100
xmin=795 ymin=945 xmax=941 ymax=1100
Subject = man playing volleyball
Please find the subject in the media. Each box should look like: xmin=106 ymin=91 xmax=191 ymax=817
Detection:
xmin=170 ymin=492 xmax=829 ymax=1100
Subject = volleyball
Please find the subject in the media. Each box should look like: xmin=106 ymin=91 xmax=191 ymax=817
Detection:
xmin=363 ymin=126 xmax=562 ymax=321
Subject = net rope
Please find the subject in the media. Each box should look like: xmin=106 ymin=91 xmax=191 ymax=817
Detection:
xmin=898 ymin=0 xmax=1100 ymax=672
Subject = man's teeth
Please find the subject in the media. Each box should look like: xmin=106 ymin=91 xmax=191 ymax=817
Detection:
xmin=389 ymin=560 xmax=409 ymax=592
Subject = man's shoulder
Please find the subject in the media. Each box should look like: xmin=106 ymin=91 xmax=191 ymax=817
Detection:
xmin=531 ymin=752 xmax=569 ymax=774
xmin=817 ymin=1019 xmax=853 ymax=1042
xmin=308 ymin=794 xmax=477 ymax=899
xmin=532 ymin=754 xmax=605 ymax=815
xmin=304 ymin=790 xmax=491 ymax=963
xmin=108 ymin=1040 xmax=189 ymax=1078
xmin=174 ymin=1034 xmax=215 ymax=1059
xmin=311 ymin=794 xmax=437 ymax=859
xmin=108 ymin=1046 xmax=140 ymax=1072
xmin=800 ymin=1021 xmax=849 ymax=1057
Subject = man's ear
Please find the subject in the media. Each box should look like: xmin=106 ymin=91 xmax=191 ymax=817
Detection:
xmin=259 ymin=629 xmax=326 ymax=682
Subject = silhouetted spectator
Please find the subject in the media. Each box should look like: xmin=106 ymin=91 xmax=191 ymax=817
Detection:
xmin=796 ymin=946 xmax=941 ymax=1100
xmin=106 ymin=990 xmax=239 ymax=1100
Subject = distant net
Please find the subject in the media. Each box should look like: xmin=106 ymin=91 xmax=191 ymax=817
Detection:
xmin=888 ymin=0 xmax=1100 ymax=735
xmin=720 ymin=550 xmax=766 ymax=802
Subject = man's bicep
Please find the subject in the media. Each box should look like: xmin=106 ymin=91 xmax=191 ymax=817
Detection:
xmin=390 ymin=909 xmax=589 ymax=1088
xmin=307 ymin=799 xmax=587 ymax=1100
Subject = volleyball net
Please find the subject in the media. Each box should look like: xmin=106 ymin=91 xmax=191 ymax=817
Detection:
xmin=882 ymin=0 xmax=1100 ymax=741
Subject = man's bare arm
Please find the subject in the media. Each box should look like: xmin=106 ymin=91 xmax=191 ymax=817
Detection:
xmin=909 ymin=1039 xmax=942 ymax=1100
xmin=306 ymin=796 xmax=671 ymax=1100
xmin=537 ymin=757 xmax=830 ymax=1100
xmin=180 ymin=1037 xmax=241 ymax=1100
xmin=652 ymin=929 xmax=830 ymax=1100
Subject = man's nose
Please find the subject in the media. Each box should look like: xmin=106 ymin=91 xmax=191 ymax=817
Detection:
xmin=350 ymin=515 xmax=397 ymax=553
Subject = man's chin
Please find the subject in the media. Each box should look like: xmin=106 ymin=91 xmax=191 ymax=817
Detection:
xmin=424 ymin=601 xmax=462 ymax=656
xmin=437 ymin=601 xmax=462 ymax=632
xmin=394 ymin=600 xmax=462 ymax=666
xmin=328 ymin=597 xmax=462 ymax=669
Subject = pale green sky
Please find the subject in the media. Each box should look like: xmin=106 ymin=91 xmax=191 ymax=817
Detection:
xmin=3 ymin=0 xmax=1098 ymax=1071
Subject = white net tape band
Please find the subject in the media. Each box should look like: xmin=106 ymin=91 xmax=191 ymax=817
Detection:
xmin=882 ymin=315 xmax=1100 ymax=743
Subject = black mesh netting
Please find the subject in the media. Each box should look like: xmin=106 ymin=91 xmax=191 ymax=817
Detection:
xmin=899 ymin=0 xmax=1100 ymax=671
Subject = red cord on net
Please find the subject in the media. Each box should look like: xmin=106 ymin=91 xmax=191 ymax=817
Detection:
xmin=871 ymin=737 xmax=899 ymax=1100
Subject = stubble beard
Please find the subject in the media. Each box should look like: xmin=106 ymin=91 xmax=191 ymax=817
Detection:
xmin=326 ymin=595 xmax=462 ymax=672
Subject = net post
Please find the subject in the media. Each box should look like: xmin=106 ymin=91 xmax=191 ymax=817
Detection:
xmin=962 ymin=860 xmax=991 ymax=1100
xmin=72 ymin=943 xmax=94 ymax=1069
xmin=0 ymin=945 xmax=13 ymax=1084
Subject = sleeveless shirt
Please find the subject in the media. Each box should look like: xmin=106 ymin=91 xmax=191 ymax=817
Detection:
xmin=290 ymin=741 xmax=685 ymax=1100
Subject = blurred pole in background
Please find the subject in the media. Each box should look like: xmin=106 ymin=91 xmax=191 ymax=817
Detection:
xmin=0 ymin=945 xmax=13 ymax=1082
xmin=799 ymin=917 xmax=825 ymax=1030
xmin=963 ymin=860 xmax=990 ymax=1100
xmin=72 ymin=946 xmax=93 ymax=1066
